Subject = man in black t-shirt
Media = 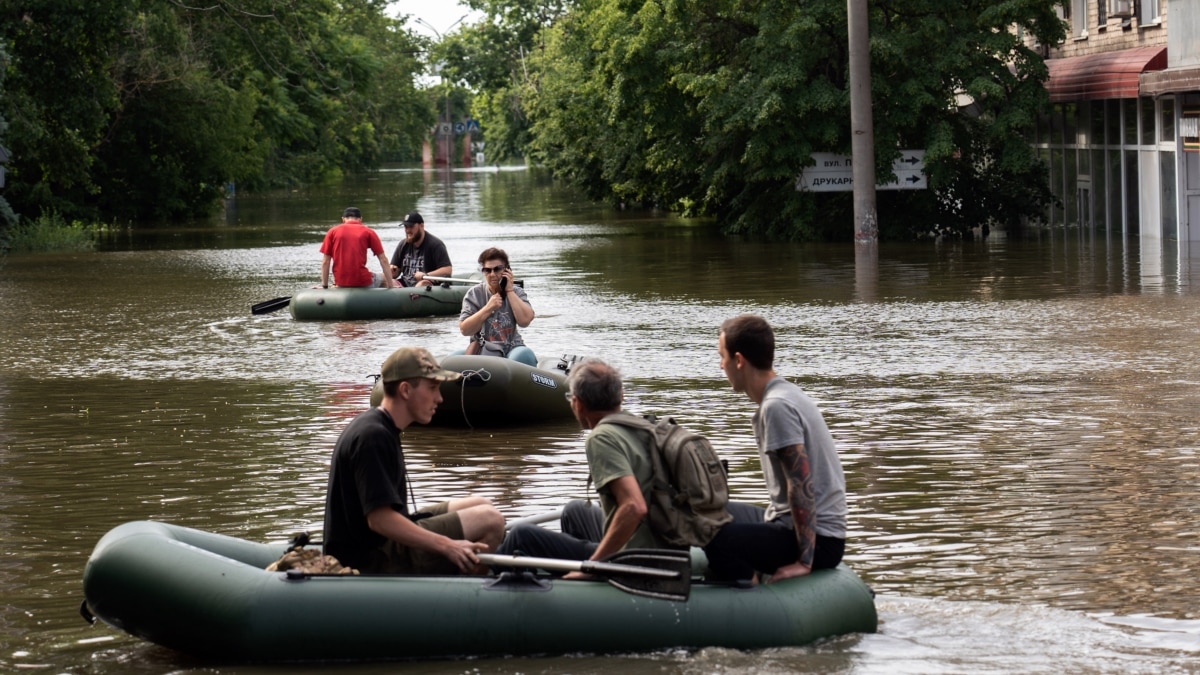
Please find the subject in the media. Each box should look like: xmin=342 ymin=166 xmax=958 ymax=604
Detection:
xmin=389 ymin=211 xmax=453 ymax=286
xmin=323 ymin=347 xmax=504 ymax=574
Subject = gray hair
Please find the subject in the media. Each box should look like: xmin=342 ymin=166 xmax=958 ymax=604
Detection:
xmin=567 ymin=359 xmax=623 ymax=411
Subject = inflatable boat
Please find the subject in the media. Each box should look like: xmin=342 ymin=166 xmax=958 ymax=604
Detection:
xmin=371 ymin=354 xmax=584 ymax=427
xmin=289 ymin=278 xmax=477 ymax=321
xmin=81 ymin=520 xmax=878 ymax=662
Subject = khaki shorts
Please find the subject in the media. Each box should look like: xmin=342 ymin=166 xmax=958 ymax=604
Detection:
xmin=376 ymin=501 xmax=466 ymax=575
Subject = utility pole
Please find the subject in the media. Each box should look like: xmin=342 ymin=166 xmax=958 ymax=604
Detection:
xmin=415 ymin=16 xmax=468 ymax=168
xmin=847 ymin=0 xmax=877 ymax=243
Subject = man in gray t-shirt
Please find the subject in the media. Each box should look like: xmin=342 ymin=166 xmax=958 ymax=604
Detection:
xmin=702 ymin=314 xmax=848 ymax=583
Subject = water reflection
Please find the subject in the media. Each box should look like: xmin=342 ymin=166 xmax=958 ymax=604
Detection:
xmin=3 ymin=166 xmax=1200 ymax=672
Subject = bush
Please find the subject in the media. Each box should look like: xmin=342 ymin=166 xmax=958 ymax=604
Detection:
xmin=8 ymin=212 xmax=99 ymax=253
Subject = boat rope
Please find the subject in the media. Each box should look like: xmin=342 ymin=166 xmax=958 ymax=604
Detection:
xmin=409 ymin=292 xmax=458 ymax=305
xmin=456 ymin=367 xmax=491 ymax=430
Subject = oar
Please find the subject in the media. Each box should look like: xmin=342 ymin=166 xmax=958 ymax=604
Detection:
xmin=425 ymin=275 xmax=486 ymax=285
xmin=477 ymin=549 xmax=691 ymax=602
xmin=505 ymin=508 xmax=564 ymax=531
xmin=426 ymin=275 xmax=523 ymax=288
xmin=251 ymin=297 xmax=292 ymax=315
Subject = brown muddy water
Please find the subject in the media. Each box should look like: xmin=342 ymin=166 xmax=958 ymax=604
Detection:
xmin=1 ymin=166 xmax=1198 ymax=673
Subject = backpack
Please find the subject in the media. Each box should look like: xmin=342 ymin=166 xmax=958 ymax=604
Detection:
xmin=595 ymin=412 xmax=733 ymax=547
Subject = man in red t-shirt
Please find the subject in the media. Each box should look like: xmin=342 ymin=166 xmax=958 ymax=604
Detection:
xmin=318 ymin=207 xmax=397 ymax=289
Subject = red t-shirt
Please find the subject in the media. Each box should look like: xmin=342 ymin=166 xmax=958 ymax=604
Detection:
xmin=320 ymin=221 xmax=385 ymax=288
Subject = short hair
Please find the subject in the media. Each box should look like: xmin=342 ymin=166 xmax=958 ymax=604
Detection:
xmin=343 ymin=206 xmax=362 ymax=219
xmin=720 ymin=314 xmax=774 ymax=370
xmin=383 ymin=379 xmax=401 ymax=398
xmin=567 ymin=359 xmax=623 ymax=411
xmin=477 ymin=247 xmax=510 ymax=268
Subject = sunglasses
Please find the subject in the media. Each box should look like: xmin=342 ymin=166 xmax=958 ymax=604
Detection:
xmin=481 ymin=265 xmax=506 ymax=274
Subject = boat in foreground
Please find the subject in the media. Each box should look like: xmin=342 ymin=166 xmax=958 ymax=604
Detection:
xmin=82 ymin=520 xmax=878 ymax=662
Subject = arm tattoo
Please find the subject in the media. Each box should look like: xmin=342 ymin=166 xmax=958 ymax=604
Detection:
xmin=778 ymin=443 xmax=815 ymax=567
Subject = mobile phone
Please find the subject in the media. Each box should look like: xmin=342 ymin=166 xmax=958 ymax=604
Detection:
xmin=499 ymin=276 xmax=508 ymax=293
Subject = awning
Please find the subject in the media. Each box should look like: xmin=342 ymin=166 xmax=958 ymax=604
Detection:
xmin=1044 ymin=46 xmax=1167 ymax=102
xmin=1141 ymin=65 xmax=1200 ymax=97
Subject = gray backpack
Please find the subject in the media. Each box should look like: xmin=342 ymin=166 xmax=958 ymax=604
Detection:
xmin=596 ymin=413 xmax=733 ymax=547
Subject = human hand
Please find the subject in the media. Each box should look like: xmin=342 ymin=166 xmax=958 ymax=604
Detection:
xmin=563 ymin=571 xmax=595 ymax=581
xmin=766 ymin=561 xmax=812 ymax=583
xmin=444 ymin=539 xmax=488 ymax=573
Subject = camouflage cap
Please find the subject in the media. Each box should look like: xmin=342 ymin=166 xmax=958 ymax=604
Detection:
xmin=380 ymin=347 xmax=461 ymax=383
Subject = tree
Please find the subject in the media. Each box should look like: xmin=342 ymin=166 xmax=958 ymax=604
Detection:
xmin=0 ymin=0 xmax=433 ymax=222
xmin=0 ymin=38 xmax=15 ymax=252
xmin=439 ymin=0 xmax=571 ymax=163
xmin=525 ymin=0 xmax=1065 ymax=239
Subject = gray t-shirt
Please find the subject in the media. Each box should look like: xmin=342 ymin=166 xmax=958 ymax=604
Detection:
xmin=460 ymin=283 xmax=531 ymax=350
xmin=753 ymin=376 xmax=847 ymax=538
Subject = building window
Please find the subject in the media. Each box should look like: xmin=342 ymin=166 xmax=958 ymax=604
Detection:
xmin=1097 ymin=0 xmax=1107 ymax=25
xmin=1139 ymin=0 xmax=1161 ymax=25
xmin=1062 ymin=1 xmax=1089 ymax=37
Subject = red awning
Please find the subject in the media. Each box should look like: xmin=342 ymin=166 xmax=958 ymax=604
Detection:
xmin=1044 ymin=46 xmax=1167 ymax=102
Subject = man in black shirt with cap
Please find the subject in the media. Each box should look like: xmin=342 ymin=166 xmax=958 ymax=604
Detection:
xmin=390 ymin=211 xmax=453 ymax=287
xmin=323 ymin=347 xmax=504 ymax=574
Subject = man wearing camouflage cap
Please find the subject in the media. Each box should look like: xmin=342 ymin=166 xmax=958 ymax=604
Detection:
xmin=323 ymin=347 xmax=505 ymax=574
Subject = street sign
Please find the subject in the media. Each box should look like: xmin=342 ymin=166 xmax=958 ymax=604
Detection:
xmin=796 ymin=150 xmax=926 ymax=192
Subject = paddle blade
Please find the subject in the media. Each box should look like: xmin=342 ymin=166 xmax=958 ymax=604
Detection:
xmin=587 ymin=549 xmax=692 ymax=602
xmin=251 ymin=297 xmax=292 ymax=315
xmin=478 ymin=549 xmax=692 ymax=602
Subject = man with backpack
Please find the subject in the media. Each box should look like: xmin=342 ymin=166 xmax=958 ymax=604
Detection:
xmin=702 ymin=314 xmax=848 ymax=584
xmin=495 ymin=359 xmax=689 ymax=576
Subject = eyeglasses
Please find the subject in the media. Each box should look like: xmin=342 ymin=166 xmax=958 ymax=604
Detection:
xmin=481 ymin=265 xmax=505 ymax=274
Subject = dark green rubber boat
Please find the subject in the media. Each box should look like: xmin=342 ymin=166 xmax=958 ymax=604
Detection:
xmin=370 ymin=354 xmax=584 ymax=427
xmin=81 ymin=520 xmax=878 ymax=663
xmin=289 ymin=277 xmax=478 ymax=321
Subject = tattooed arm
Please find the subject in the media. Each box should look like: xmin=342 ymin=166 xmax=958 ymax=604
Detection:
xmin=769 ymin=442 xmax=815 ymax=583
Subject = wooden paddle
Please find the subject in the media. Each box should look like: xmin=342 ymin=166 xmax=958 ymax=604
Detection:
xmin=251 ymin=297 xmax=291 ymax=315
xmin=477 ymin=549 xmax=691 ymax=602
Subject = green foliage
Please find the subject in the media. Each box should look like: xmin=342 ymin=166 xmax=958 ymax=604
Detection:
xmin=0 ymin=37 xmax=15 ymax=254
xmin=443 ymin=0 xmax=571 ymax=162
xmin=524 ymin=0 xmax=1065 ymax=240
xmin=8 ymin=211 xmax=99 ymax=253
xmin=0 ymin=0 xmax=434 ymax=223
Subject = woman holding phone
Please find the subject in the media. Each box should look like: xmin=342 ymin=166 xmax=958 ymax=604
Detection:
xmin=457 ymin=247 xmax=537 ymax=366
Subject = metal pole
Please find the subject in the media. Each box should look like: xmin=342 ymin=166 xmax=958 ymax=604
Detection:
xmin=415 ymin=16 xmax=469 ymax=168
xmin=848 ymin=0 xmax=877 ymax=242
xmin=444 ymin=76 xmax=451 ymax=167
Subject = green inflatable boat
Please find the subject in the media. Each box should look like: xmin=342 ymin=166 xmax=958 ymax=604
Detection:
xmin=289 ymin=277 xmax=479 ymax=321
xmin=82 ymin=520 xmax=878 ymax=663
xmin=370 ymin=354 xmax=584 ymax=427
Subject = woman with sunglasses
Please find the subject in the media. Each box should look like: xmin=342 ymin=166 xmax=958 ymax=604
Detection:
xmin=456 ymin=247 xmax=537 ymax=366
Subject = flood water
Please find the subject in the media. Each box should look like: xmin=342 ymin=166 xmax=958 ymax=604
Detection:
xmin=2 ymin=166 xmax=1199 ymax=673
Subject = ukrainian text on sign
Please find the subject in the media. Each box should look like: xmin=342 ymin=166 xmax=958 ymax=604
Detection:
xmin=795 ymin=150 xmax=926 ymax=192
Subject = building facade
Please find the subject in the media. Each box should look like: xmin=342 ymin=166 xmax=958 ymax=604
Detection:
xmin=1035 ymin=0 xmax=1200 ymax=248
